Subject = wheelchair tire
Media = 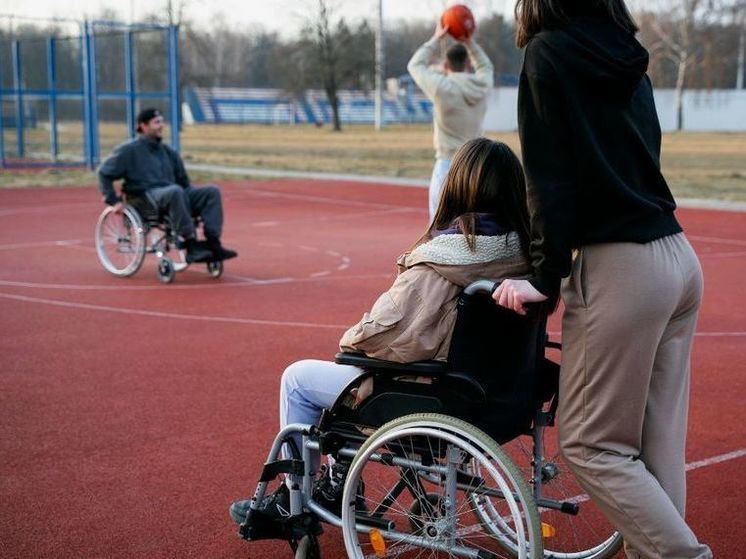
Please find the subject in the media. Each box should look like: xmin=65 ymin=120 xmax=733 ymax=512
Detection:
xmin=340 ymin=413 xmax=543 ymax=559
xmin=207 ymin=260 xmax=223 ymax=279
xmin=158 ymin=256 xmax=176 ymax=284
xmin=475 ymin=436 xmax=623 ymax=559
xmin=95 ymin=205 xmax=146 ymax=277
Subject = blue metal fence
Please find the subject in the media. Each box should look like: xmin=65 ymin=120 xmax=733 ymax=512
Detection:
xmin=0 ymin=20 xmax=180 ymax=169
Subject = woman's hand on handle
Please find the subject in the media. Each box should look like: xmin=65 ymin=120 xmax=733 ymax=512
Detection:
xmin=492 ymin=279 xmax=548 ymax=316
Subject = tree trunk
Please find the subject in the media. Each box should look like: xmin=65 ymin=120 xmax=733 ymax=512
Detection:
xmin=326 ymin=79 xmax=342 ymax=131
xmin=675 ymin=54 xmax=687 ymax=131
xmin=738 ymin=20 xmax=745 ymax=89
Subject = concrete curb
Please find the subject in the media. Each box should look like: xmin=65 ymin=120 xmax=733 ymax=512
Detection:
xmin=187 ymin=163 xmax=746 ymax=212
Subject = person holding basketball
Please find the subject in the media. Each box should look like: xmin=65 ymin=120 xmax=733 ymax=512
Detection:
xmin=97 ymin=108 xmax=237 ymax=263
xmin=407 ymin=17 xmax=493 ymax=219
xmin=493 ymin=1 xmax=711 ymax=557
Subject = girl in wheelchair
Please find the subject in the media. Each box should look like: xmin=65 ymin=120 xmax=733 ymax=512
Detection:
xmin=229 ymin=138 xmax=543 ymax=557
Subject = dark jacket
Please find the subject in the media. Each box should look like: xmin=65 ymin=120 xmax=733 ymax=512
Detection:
xmin=518 ymin=13 xmax=682 ymax=298
xmin=97 ymin=136 xmax=190 ymax=205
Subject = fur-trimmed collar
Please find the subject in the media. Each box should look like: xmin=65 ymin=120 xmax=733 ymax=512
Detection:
xmin=406 ymin=232 xmax=523 ymax=267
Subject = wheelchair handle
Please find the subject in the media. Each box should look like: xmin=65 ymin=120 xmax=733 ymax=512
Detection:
xmin=463 ymin=279 xmax=500 ymax=296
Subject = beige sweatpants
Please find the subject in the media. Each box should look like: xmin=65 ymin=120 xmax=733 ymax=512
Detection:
xmin=558 ymin=233 xmax=712 ymax=559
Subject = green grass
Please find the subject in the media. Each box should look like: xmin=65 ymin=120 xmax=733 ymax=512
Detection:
xmin=3 ymin=124 xmax=745 ymax=202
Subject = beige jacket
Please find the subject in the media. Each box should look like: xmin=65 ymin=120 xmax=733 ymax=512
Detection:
xmin=407 ymin=39 xmax=494 ymax=160
xmin=339 ymin=232 xmax=530 ymax=362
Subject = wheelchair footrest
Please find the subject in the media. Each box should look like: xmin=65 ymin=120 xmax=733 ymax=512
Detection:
xmin=259 ymin=459 xmax=305 ymax=482
xmin=239 ymin=510 xmax=322 ymax=542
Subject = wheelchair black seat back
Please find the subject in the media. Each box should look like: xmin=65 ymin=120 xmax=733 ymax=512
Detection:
xmin=326 ymin=284 xmax=559 ymax=446
xmin=94 ymin=193 xmax=223 ymax=283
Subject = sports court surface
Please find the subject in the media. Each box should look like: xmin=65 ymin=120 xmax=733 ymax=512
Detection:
xmin=1 ymin=179 xmax=744 ymax=558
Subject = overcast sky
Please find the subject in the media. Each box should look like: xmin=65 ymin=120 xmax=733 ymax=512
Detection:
xmin=1 ymin=0 xmax=515 ymax=35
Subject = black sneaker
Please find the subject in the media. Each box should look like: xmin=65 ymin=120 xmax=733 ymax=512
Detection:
xmin=229 ymin=484 xmax=291 ymax=525
xmin=206 ymin=237 xmax=238 ymax=261
xmin=181 ymin=238 xmax=213 ymax=263
xmin=229 ymin=499 xmax=251 ymax=525
xmin=312 ymin=462 xmax=366 ymax=516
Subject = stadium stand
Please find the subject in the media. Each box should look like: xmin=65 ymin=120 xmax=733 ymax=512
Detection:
xmin=184 ymin=87 xmax=433 ymax=125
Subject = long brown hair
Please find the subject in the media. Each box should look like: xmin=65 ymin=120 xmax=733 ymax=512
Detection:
xmin=415 ymin=138 xmax=531 ymax=255
xmin=515 ymin=0 xmax=638 ymax=48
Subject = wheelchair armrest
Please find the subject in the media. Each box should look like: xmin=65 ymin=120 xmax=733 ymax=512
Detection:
xmin=334 ymin=352 xmax=448 ymax=376
xmin=444 ymin=372 xmax=487 ymax=401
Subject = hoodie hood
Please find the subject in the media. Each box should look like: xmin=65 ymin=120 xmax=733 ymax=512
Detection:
xmin=401 ymin=232 xmax=530 ymax=287
xmin=446 ymin=72 xmax=491 ymax=106
xmin=536 ymin=16 xmax=649 ymax=99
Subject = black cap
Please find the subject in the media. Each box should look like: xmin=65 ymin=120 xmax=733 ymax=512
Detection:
xmin=136 ymin=108 xmax=162 ymax=131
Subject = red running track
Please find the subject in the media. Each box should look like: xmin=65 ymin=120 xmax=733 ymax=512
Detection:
xmin=0 ymin=180 xmax=744 ymax=558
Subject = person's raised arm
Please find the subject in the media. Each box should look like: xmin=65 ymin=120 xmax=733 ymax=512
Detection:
xmin=464 ymin=39 xmax=494 ymax=87
xmin=406 ymin=22 xmax=450 ymax=99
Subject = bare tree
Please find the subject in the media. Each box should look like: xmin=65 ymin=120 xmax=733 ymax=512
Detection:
xmin=644 ymin=0 xmax=706 ymax=130
xmin=308 ymin=0 xmax=343 ymax=131
xmin=642 ymin=0 xmax=744 ymax=129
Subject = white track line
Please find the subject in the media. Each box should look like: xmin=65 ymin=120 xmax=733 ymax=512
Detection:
xmin=689 ymin=235 xmax=746 ymax=247
xmin=685 ymin=448 xmax=746 ymax=471
xmin=0 ymin=239 xmax=83 ymax=251
xmin=1 ymin=289 xmax=741 ymax=337
xmin=547 ymin=329 xmax=746 ymax=338
xmin=562 ymin=448 xmax=746 ymax=508
xmin=0 ymin=292 xmax=348 ymax=330
xmin=0 ymin=273 xmax=392 ymax=291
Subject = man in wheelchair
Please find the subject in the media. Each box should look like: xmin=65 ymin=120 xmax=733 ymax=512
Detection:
xmin=229 ymin=140 xmax=554 ymax=557
xmin=97 ymin=107 xmax=237 ymax=264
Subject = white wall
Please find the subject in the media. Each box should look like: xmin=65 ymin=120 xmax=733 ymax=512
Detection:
xmin=483 ymin=87 xmax=746 ymax=132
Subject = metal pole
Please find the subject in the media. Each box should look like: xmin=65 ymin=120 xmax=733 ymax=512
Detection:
xmin=737 ymin=20 xmax=745 ymax=89
xmin=0 ymin=45 xmax=5 ymax=167
xmin=80 ymin=27 xmax=91 ymax=166
xmin=88 ymin=22 xmax=100 ymax=166
xmin=12 ymin=40 xmax=24 ymax=158
xmin=47 ymin=37 xmax=59 ymax=160
xmin=124 ymin=29 xmax=136 ymax=138
xmin=81 ymin=20 xmax=100 ymax=168
xmin=167 ymin=23 xmax=180 ymax=151
xmin=374 ymin=0 xmax=384 ymax=130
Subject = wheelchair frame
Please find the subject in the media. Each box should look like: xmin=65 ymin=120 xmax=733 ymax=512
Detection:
xmin=94 ymin=199 xmax=223 ymax=283
xmin=234 ymin=281 xmax=622 ymax=559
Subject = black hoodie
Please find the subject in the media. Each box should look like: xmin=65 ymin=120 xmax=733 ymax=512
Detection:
xmin=518 ymin=10 xmax=682 ymax=299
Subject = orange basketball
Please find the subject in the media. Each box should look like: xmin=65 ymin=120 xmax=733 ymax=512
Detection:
xmin=441 ymin=4 xmax=476 ymax=40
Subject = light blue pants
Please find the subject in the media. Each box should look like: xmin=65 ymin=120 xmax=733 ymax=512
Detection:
xmin=428 ymin=158 xmax=452 ymax=219
xmin=279 ymin=360 xmax=363 ymax=478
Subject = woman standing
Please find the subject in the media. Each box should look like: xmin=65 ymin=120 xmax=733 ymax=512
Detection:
xmin=494 ymin=1 xmax=712 ymax=557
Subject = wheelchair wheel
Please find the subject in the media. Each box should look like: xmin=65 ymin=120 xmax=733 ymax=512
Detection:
xmin=475 ymin=435 xmax=622 ymax=559
xmin=95 ymin=205 xmax=146 ymax=277
xmin=158 ymin=256 xmax=176 ymax=283
xmin=207 ymin=260 xmax=223 ymax=278
xmin=340 ymin=413 xmax=543 ymax=559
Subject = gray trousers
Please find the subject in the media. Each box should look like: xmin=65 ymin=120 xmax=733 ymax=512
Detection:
xmin=558 ymin=233 xmax=711 ymax=559
xmin=145 ymin=184 xmax=223 ymax=239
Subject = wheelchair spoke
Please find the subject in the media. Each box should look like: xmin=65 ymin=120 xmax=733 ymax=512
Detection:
xmin=341 ymin=414 xmax=542 ymax=559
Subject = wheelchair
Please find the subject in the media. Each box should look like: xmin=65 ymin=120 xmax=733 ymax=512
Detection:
xmin=94 ymin=194 xmax=223 ymax=283
xmin=235 ymin=281 xmax=622 ymax=559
